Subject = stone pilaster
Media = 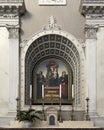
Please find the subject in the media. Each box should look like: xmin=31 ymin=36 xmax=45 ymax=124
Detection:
xmin=85 ymin=25 xmax=98 ymax=116
xmin=0 ymin=0 xmax=26 ymax=113
xmin=7 ymin=25 xmax=20 ymax=112
xmin=80 ymin=0 xmax=104 ymax=117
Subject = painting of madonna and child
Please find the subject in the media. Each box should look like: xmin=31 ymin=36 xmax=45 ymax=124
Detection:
xmin=36 ymin=59 xmax=72 ymax=102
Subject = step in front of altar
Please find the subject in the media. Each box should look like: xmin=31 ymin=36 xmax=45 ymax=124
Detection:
xmin=9 ymin=120 xmax=94 ymax=128
xmin=58 ymin=121 xmax=94 ymax=128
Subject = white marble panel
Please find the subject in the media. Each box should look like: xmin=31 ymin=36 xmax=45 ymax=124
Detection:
xmin=86 ymin=38 xmax=97 ymax=114
xmin=97 ymin=27 xmax=104 ymax=116
xmin=9 ymin=37 xmax=19 ymax=111
xmin=0 ymin=27 xmax=9 ymax=116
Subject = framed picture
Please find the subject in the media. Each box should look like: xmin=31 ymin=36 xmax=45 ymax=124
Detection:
xmin=39 ymin=0 xmax=67 ymax=5
xmin=32 ymin=58 xmax=73 ymax=104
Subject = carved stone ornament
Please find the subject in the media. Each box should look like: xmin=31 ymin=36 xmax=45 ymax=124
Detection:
xmin=43 ymin=16 xmax=62 ymax=30
xmin=85 ymin=25 xmax=98 ymax=39
xmin=78 ymin=39 xmax=86 ymax=48
xmin=6 ymin=24 xmax=19 ymax=39
xmin=20 ymin=40 xmax=28 ymax=48
xmin=9 ymin=28 xmax=19 ymax=39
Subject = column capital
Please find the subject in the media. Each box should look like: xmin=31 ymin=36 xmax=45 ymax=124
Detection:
xmin=7 ymin=24 xmax=19 ymax=39
xmin=85 ymin=25 xmax=99 ymax=39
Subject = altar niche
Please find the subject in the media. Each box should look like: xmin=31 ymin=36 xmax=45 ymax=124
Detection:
xmin=32 ymin=58 xmax=73 ymax=104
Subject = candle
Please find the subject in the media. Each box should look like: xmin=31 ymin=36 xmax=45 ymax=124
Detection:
xmin=42 ymin=84 xmax=44 ymax=99
xmin=86 ymin=85 xmax=89 ymax=98
xmin=72 ymin=84 xmax=74 ymax=98
xmin=30 ymin=84 xmax=32 ymax=98
xmin=60 ymin=84 xmax=61 ymax=98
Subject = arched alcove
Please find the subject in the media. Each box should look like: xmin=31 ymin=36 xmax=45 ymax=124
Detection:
xmin=20 ymin=30 xmax=86 ymax=109
xmin=49 ymin=115 xmax=55 ymax=125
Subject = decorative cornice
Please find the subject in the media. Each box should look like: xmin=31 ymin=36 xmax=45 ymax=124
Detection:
xmin=80 ymin=0 xmax=104 ymax=17
xmin=0 ymin=0 xmax=26 ymax=15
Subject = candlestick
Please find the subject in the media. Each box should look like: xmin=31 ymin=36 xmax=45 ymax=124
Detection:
xmin=29 ymin=98 xmax=32 ymax=109
xmin=16 ymin=97 xmax=20 ymax=120
xmin=60 ymin=84 xmax=61 ymax=98
xmin=42 ymin=84 xmax=44 ymax=99
xmin=86 ymin=97 xmax=90 ymax=120
xmin=16 ymin=97 xmax=20 ymax=111
xmin=59 ymin=98 xmax=63 ymax=122
xmin=42 ymin=99 xmax=46 ymax=121
xmin=71 ymin=98 xmax=74 ymax=121
xmin=30 ymin=84 xmax=32 ymax=98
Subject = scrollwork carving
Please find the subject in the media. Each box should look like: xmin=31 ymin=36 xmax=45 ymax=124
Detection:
xmin=20 ymin=40 xmax=28 ymax=48
xmin=85 ymin=25 xmax=98 ymax=39
xmin=8 ymin=28 xmax=19 ymax=39
xmin=43 ymin=16 xmax=62 ymax=31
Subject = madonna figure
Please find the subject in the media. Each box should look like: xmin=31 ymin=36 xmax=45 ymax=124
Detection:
xmin=46 ymin=60 xmax=59 ymax=87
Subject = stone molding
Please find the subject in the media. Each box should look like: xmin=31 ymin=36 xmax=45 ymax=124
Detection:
xmin=0 ymin=13 xmax=19 ymax=19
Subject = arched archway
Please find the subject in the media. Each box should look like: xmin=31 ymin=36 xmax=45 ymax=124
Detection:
xmin=20 ymin=30 xmax=86 ymax=109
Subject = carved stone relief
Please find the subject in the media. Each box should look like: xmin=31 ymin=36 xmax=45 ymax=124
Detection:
xmin=43 ymin=16 xmax=62 ymax=30
xmin=8 ymin=28 xmax=19 ymax=39
xmin=85 ymin=25 xmax=98 ymax=39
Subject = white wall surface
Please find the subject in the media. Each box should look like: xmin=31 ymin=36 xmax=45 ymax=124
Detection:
xmin=21 ymin=0 xmax=85 ymax=40
xmin=97 ymin=28 xmax=104 ymax=116
xmin=0 ymin=27 xmax=9 ymax=116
